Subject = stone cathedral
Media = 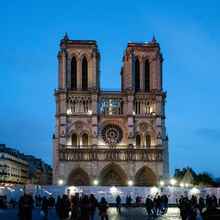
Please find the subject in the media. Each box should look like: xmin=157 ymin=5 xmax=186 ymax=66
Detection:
xmin=53 ymin=34 xmax=169 ymax=186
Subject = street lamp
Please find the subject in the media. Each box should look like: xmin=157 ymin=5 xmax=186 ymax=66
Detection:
xmin=159 ymin=180 xmax=165 ymax=187
xmin=170 ymin=178 xmax=177 ymax=186
xmin=180 ymin=182 xmax=184 ymax=187
xmin=93 ymin=179 xmax=99 ymax=186
xmin=58 ymin=179 xmax=64 ymax=186
xmin=128 ymin=180 xmax=133 ymax=186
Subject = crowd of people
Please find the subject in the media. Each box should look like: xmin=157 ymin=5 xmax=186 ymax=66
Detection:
xmin=15 ymin=193 xmax=170 ymax=220
xmin=0 ymin=192 xmax=220 ymax=220
xmin=177 ymin=194 xmax=220 ymax=220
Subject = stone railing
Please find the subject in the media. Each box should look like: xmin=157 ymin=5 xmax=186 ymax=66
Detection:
xmin=59 ymin=145 xmax=163 ymax=162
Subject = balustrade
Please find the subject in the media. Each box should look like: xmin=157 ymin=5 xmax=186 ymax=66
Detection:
xmin=59 ymin=145 xmax=163 ymax=162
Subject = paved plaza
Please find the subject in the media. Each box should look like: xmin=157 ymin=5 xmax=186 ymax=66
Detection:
xmin=0 ymin=207 xmax=181 ymax=220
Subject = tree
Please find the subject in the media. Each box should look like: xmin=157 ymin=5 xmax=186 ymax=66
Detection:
xmin=174 ymin=167 xmax=216 ymax=186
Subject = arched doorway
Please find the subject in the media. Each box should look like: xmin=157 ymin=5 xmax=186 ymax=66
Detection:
xmin=67 ymin=168 xmax=90 ymax=186
xmin=99 ymin=163 xmax=128 ymax=186
xmin=135 ymin=166 xmax=157 ymax=186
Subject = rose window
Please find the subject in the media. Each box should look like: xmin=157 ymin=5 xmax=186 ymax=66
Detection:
xmin=101 ymin=124 xmax=123 ymax=145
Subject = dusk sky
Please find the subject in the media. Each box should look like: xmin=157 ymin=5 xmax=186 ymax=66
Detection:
xmin=1 ymin=0 xmax=220 ymax=177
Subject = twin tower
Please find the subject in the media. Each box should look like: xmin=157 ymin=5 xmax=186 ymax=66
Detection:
xmin=53 ymin=34 xmax=169 ymax=186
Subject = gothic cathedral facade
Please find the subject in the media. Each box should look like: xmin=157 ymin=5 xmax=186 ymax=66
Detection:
xmin=53 ymin=34 xmax=169 ymax=186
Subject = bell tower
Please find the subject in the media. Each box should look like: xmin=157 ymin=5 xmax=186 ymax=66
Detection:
xmin=121 ymin=37 xmax=163 ymax=92
xmin=57 ymin=33 xmax=100 ymax=91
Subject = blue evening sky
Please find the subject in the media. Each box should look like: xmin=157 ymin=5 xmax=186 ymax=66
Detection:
xmin=0 ymin=0 xmax=220 ymax=177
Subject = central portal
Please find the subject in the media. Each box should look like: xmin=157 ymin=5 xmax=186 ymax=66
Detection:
xmin=100 ymin=163 xmax=128 ymax=186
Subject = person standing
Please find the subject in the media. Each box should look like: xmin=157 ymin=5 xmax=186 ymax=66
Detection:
xmin=116 ymin=195 xmax=122 ymax=214
xmin=57 ymin=195 xmax=71 ymax=220
xmin=89 ymin=194 xmax=97 ymax=220
xmin=41 ymin=196 xmax=49 ymax=220
xmin=18 ymin=193 xmax=34 ymax=220
xmin=145 ymin=196 xmax=153 ymax=216
xmin=98 ymin=197 xmax=109 ymax=220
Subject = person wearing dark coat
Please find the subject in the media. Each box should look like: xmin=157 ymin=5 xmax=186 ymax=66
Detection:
xmin=145 ymin=196 xmax=153 ymax=215
xmin=41 ymin=196 xmax=49 ymax=220
xmin=116 ymin=195 xmax=122 ymax=214
xmin=79 ymin=195 xmax=91 ymax=220
xmin=89 ymin=194 xmax=97 ymax=220
xmin=98 ymin=197 xmax=109 ymax=220
xmin=18 ymin=193 xmax=33 ymax=220
xmin=57 ymin=195 xmax=71 ymax=220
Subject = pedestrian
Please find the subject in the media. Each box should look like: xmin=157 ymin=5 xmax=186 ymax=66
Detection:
xmin=70 ymin=195 xmax=80 ymax=220
xmin=18 ymin=193 xmax=33 ymax=220
xmin=98 ymin=197 xmax=109 ymax=220
xmin=89 ymin=194 xmax=97 ymax=220
xmin=80 ymin=195 xmax=91 ymax=220
xmin=41 ymin=196 xmax=49 ymax=220
xmin=116 ymin=195 xmax=122 ymax=214
xmin=57 ymin=195 xmax=71 ymax=220
xmin=145 ymin=196 xmax=153 ymax=216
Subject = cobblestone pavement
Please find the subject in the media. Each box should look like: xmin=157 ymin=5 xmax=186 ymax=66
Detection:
xmin=0 ymin=207 xmax=181 ymax=220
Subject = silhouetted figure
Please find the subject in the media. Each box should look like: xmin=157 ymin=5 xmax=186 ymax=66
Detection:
xmin=80 ymin=195 xmax=90 ymax=220
xmin=98 ymin=197 xmax=109 ymax=220
xmin=57 ymin=195 xmax=71 ymax=220
xmin=116 ymin=195 xmax=122 ymax=214
xmin=41 ymin=196 xmax=49 ymax=220
xmin=89 ymin=194 xmax=97 ymax=220
xmin=18 ymin=193 xmax=33 ymax=220
xmin=145 ymin=196 xmax=153 ymax=215
xmin=70 ymin=195 xmax=80 ymax=220
xmin=125 ymin=195 xmax=132 ymax=207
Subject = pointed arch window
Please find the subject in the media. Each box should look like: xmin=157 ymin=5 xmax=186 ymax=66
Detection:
xmin=136 ymin=135 xmax=141 ymax=147
xmin=145 ymin=59 xmax=150 ymax=92
xmin=82 ymin=133 xmax=89 ymax=146
xmin=71 ymin=57 xmax=77 ymax=90
xmin=82 ymin=57 xmax=88 ymax=90
xmin=135 ymin=57 xmax=140 ymax=91
xmin=71 ymin=133 xmax=78 ymax=146
xmin=146 ymin=135 xmax=151 ymax=148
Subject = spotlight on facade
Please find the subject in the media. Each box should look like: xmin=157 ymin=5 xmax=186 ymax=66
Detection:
xmin=190 ymin=187 xmax=200 ymax=195
xmin=132 ymin=111 xmax=136 ymax=116
xmin=170 ymin=178 xmax=177 ymax=186
xmin=185 ymin=183 xmax=189 ymax=188
xmin=93 ymin=179 xmax=99 ymax=186
xmin=159 ymin=180 xmax=165 ymax=187
xmin=150 ymin=186 xmax=159 ymax=195
xmin=67 ymin=108 xmax=72 ymax=115
xmin=110 ymin=186 xmax=118 ymax=194
xmin=128 ymin=180 xmax=133 ymax=186
xmin=180 ymin=182 xmax=184 ymax=187
xmin=58 ymin=179 xmax=64 ymax=186
xmin=88 ymin=110 xmax=92 ymax=115
xmin=68 ymin=186 xmax=77 ymax=195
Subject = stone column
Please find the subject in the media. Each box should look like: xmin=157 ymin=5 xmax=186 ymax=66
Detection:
xmin=127 ymin=95 xmax=134 ymax=144
xmin=91 ymin=94 xmax=98 ymax=145
xmin=92 ymin=53 xmax=97 ymax=90
xmin=88 ymin=55 xmax=92 ymax=89
xmin=58 ymin=50 xmax=67 ymax=89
